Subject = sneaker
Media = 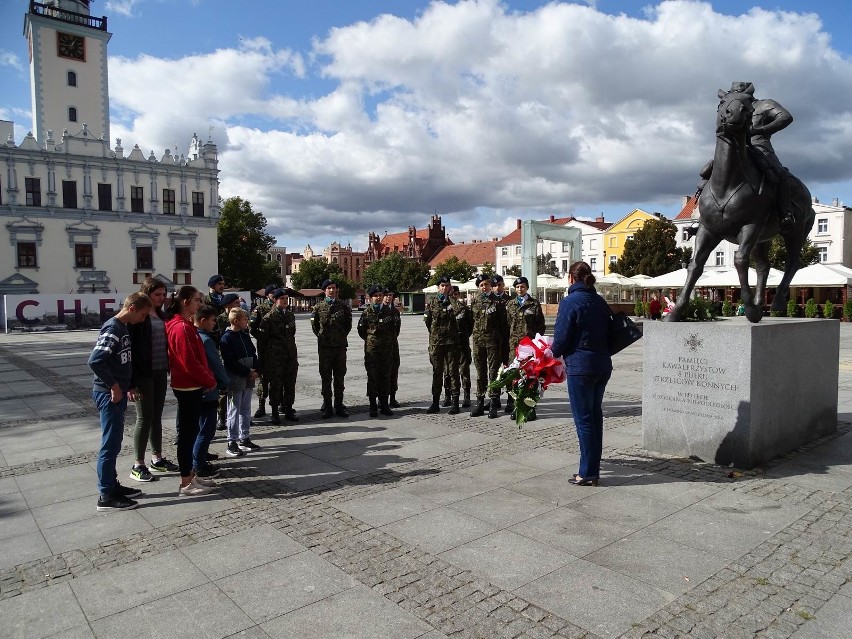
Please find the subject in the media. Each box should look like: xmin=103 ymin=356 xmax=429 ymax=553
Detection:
xmin=192 ymin=475 xmax=217 ymax=488
xmin=206 ymin=452 xmax=219 ymax=461
xmin=196 ymin=465 xmax=220 ymax=479
xmin=179 ymin=481 xmax=213 ymax=497
xmin=114 ymin=483 xmax=143 ymax=498
xmin=238 ymin=439 xmax=260 ymax=451
xmin=226 ymin=441 xmax=245 ymax=457
xmin=97 ymin=494 xmax=138 ymax=511
xmin=129 ymin=465 xmax=154 ymax=482
xmin=149 ymin=457 xmax=179 ymax=473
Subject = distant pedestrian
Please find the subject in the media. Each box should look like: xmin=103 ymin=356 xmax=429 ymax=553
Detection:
xmin=311 ymin=279 xmax=353 ymax=418
xmin=89 ymin=292 xmax=152 ymax=511
xmin=358 ymin=285 xmax=397 ymax=416
xmin=203 ymin=274 xmax=226 ymax=315
xmin=648 ymin=294 xmax=662 ymax=320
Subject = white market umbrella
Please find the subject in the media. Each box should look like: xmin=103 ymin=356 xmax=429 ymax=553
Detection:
xmin=422 ymin=278 xmax=463 ymax=293
xmin=537 ymin=274 xmax=566 ymax=289
xmin=641 ymin=268 xmax=713 ymax=289
xmin=596 ymin=273 xmax=640 ymax=287
xmin=790 ymin=264 xmax=852 ymax=287
xmin=458 ymin=278 xmax=480 ymax=292
xmin=699 ymin=268 xmax=784 ymax=287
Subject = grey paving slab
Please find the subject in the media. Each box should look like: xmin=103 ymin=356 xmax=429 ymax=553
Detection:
xmin=397 ymin=470 xmax=495 ymax=506
xmin=456 ymin=458 xmax=549 ymax=486
xmin=0 ymin=487 xmax=29 ymax=514
xmin=515 ymin=559 xmax=677 ymax=639
xmin=0 ymin=398 xmax=38 ymax=421
xmin=765 ymin=459 xmax=852 ymax=492
xmin=261 ymin=584 xmax=432 ymax=639
xmin=440 ymin=529 xmax=578 ymax=590
xmin=618 ymin=472 xmax=724 ymax=506
xmin=0 ymin=530 xmax=53 ymax=569
xmin=380 ymin=506 xmax=498 ymax=554
xmin=427 ymin=430 xmax=502 ymax=450
xmin=336 ymin=487 xmax=441 ymax=527
xmin=0 ymin=507 xmax=39 ymax=540
xmin=2 ymin=443 xmax=79 ymax=466
xmin=446 ymin=487 xmax=558 ymax=528
xmin=89 ymin=582 xmax=254 ymax=639
xmin=42 ymin=507 xmax=154 ymax=554
xmin=501 ymin=446 xmax=577 ymax=471
xmin=49 ymin=626 xmax=96 ymax=639
xmin=180 ymin=524 xmax=307 ymax=581
xmin=31 ymin=494 xmax=106 ymax=530
xmin=509 ymin=506 xmax=639 ymax=558
xmin=566 ymin=488 xmax=684 ymax=529
xmin=70 ymin=549 xmax=208 ymax=621
xmin=0 ymin=582 xmax=88 ymax=639
xmin=505 ymin=468 xmax=602 ymax=506
xmin=216 ymin=551 xmax=357 ymax=624
xmin=584 ymin=529 xmax=730 ymax=595
xmin=691 ymin=489 xmax=810 ymax=532
xmin=14 ymin=463 xmax=97 ymax=508
xmin=132 ymin=487 xmax=230 ymax=528
xmin=789 ymin=592 xmax=852 ymax=639
xmin=0 ymin=476 xmax=20 ymax=495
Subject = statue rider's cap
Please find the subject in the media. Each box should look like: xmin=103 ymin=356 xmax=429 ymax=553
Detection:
xmin=728 ymin=81 xmax=755 ymax=95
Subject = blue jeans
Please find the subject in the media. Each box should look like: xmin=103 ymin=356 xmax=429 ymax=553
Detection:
xmin=93 ymin=391 xmax=128 ymax=498
xmin=195 ymin=401 xmax=218 ymax=470
xmin=566 ymin=372 xmax=611 ymax=480
xmin=173 ymin=388 xmax=203 ymax=477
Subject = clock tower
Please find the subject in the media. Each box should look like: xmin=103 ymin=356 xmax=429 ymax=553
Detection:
xmin=24 ymin=0 xmax=112 ymax=144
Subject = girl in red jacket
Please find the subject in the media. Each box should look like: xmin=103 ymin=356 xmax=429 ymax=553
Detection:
xmin=165 ymin=286 xmax=217 ymax=497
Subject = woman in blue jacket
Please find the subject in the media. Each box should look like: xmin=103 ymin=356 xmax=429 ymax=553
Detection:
xmin=551 ymin=261 xmax=612 ymax=486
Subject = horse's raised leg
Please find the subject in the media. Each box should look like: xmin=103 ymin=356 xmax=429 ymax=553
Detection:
xmin=752 ymin=240 xmax=770 ymax=314
xmin=735 ymin=224 xmax=761 ymax=323
xmin=667 ymin=225 xmax=719 ymax=321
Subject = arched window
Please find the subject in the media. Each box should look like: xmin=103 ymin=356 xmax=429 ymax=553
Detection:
xmin=68 ymin=106 xmax=77 ymax=122
xmin=67 ymin=71 xmax=77 ymax=86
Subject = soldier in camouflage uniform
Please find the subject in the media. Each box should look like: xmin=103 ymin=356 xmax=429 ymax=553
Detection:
xmin=311 ymin=279 xmax=352 ymax=418
xmin=505 ymin=276 xmax=546 ymax=419
xmin=249 ymin=285 xmax=276 ymax=418
xmin=258 ymin=288 xmax=299 ymax=424
xmin=443 ymin=286 xmax=472 ymax=407
xmin=424 ymin=276 xmax=464 ymax=414
xmin=383 ymin=288 xmax=402 ymax=407
xmin=492 ymin=274 xmax=511 ymax=367
xmin=470 ymin=274 xmax=502 ymax=418
xmin=358 ymin=285 xmax=397 ymax=417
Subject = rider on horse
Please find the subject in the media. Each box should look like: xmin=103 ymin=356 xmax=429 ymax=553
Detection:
xmin=693 ymin=81 xmax=797 ymax=233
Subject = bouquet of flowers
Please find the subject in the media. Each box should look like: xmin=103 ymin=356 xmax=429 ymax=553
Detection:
xmin=488 ymin=334 xmax=566 ymax=427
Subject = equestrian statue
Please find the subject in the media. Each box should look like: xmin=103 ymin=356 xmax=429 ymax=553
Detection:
xmin=668 ymin=81 xmax=815 ymax=323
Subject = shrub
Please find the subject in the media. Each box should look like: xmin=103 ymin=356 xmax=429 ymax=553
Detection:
xmin=823 ymin=300 xmax=835 ymax=319
xmin=787 ymin=299 xmax=798 ymax=317
xmin=804 ymin=298 xmax=818 ymax=318
xmin=634 ymin=299 xmax=645 ymax=317
xmin=683 ymin=296 xmax=717 ymax=321
xmin=721 ymin=300 xmax=733 ymax=317
xmin=844 ymin=299 xmax=852 ymax=322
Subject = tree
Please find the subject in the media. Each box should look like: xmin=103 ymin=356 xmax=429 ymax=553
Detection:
xmin=217 ymin=196 xmax=281 ymax=290
xmin=291 ymin=257 xmax=357 ymax=301
xmin=537 ymin=253 xmax=558 ymax=276
xmin=429 ymin=256 xmax=477 ymax=285
xmin=765 ymin=235 xmax=820 ymax=270
xmin=363 ymin=252 xmax=430 ymax=292
xmin=479 ymin=262 xmax=496 ymax=277
xmin=610 ymin=217 xmax=689 ymax=277
xmin=505 ymin=264 xmax=522 ymax=278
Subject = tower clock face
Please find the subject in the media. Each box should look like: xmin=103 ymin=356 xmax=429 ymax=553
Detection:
xmin=57 ymin=33 xmax=85 ymax=61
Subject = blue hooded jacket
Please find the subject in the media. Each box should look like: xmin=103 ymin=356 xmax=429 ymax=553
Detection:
xmin=551 ymin=282 xmax=613 ymax=375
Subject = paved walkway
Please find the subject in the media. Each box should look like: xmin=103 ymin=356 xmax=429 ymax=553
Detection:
xmin=0 ymin=316 xmax=851 ymax=639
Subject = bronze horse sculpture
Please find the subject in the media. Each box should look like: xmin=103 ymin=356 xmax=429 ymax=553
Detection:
xmin=667 ymin=86 xmax=815 ymax=323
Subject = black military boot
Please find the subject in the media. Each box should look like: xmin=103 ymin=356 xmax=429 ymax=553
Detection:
xmin=269 ymin=405 xmax=281 ymax=425
xmin=492 ymin=397 xmax=501 ymax=411
xmin=448 ymin=395 xmax=460 ymax=415
xmin=284 ymin=407 xmax=299 ymax=422
xmin=321 ymin=399 xmax=334 ymax=419
xmin=369 ymin=396 xmax=378 ymax=418
xmin=334 ymin=400 xmax=349 ymax=418
xmin=470 ymin=397 xmax=485 ymax=417
xmin=426 ymin=395 xmax=441 ymax=413
xmin=442 ymin=391 xmax=451 ymax=407
xmin=389 ymin=394 xmax=400 ymax=408
xmin=379 ymin=396 xmax=394 ymax=416
xmin=462 ymin=390 xmax=471 ymax=408
xmin=505 ymin=396 xmax=514 ymax=414
xmin=488 ymin=398 xmax=500 ymax=419
xmin=528 ymin=409 xmax=537 ymax=422
xmin=254 ymin=399 xmax=266 ymax=418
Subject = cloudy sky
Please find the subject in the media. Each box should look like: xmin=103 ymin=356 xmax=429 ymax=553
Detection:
xmin=2 ymin=0 xmax=851 ymax=252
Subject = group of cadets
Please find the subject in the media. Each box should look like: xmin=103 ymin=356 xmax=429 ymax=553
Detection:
xmin=426 ymin=274 xmax=545 ymax=420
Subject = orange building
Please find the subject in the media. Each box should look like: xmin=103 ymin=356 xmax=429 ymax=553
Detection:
xmin=366 ymin=214 xmax=453 ymax=265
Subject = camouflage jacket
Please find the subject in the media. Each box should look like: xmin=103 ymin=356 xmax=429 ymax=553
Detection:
xmin=203 ymin=291 xmax=224 ymax=315
xmin=357 ymin=304 xmax=397 ymax=351
xmin=311 ymin=298 xmax=352 ymax=349
xmin=456 ymin=300 xmax=473 ymax=345
xmin=495 ymin=291 xmax=510 ymax=339
xmin=424 ymin=296 xmax=464 ymax=346
xmin=389 ymin=305 xmax=401 ymax=339
xmin=250 ymin=300 xmax=273 ymax=342
xmin=470 ymin=292 xmax=502 ymax=347
xmin=507 ymin=295 xmax=546 ymax=353
xmin=258 ymin=307 xmax=298 ymax=361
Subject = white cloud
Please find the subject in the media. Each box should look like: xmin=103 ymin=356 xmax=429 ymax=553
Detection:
xmin=107 ymin=0 xmax=852 ymax=249
xmin=105 ymin=0 xmax=143 ymax=18
xmin=0 ymin=51 xmax=23 ymax=72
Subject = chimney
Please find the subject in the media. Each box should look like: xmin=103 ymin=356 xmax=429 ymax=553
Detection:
xmin=516 ymin=219 xmax=522 ymax=230
xmin=682 ymin=195 xmax=689 ymax=207
xmin=549 ymin=215 xmax=555 ymax=222
xmin=832 ymin=198 xmax=840 ymax=207
xmin=596 ymin=215 xmax=605 ymax=223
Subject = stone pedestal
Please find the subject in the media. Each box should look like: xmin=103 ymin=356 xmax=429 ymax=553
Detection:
xmin=642 ymin=318 xmax=838 ymax=468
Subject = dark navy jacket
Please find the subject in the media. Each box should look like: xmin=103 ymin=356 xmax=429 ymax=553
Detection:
xmin=551 ymin=282 xmax=613 ymax=375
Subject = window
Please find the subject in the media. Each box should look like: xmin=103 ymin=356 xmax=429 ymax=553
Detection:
xmin=609 ymin=237 xmax=618 ymax=248
xmin=67 ymin=71 xmax=77 ymax=86
xmin=550 ymin=243 xmax=556 ymax=253
xmin=715 ymin=251 xmax=725 ymax=267
xmin=589 ymin=239 xmax=596 ymax=250
xmin=590 ymin=257 xmax=597 ymax=271
xmin=515 ymin=246 xmax=521 ymax=255
xmin=276 ymin=254 xmax=282 ymax=262
xmin=501 ymin=247 xmax=508 ymax=257
xmin=192 ymin=191 xmax=204 ymax=217
xmin=130 ymin=186 xmax=144 ymax=213
xmin=62 ymin=180 xmax=77 ymax=209
xmin=818 ymin=247 xmax=828 ymax=263
xmin=175 ymin=247 xmax=191 ymax=270
xmin=162 ymin=188 xmax=176 ymax=214
xmin=17 ymin=242 xmax=37 ymax=267
xmin=561 ymin=259 xmax=568 ymax=273
xmin=68 ymin=106 xmax=77 ymax=122
xmin=501 ymin=266 xmax=508 ymax=275
xmin=817 ymin=218 xmax=828 ymax=234
xmin=136 ymin=246 xmax=153 ymax=270
xmin=609 ymin=255 xmax=617 ymax=265
xmin=562 ymin=242 xmax=571 ymax=252
xmin=25 ymin=177 xmax=41 ymax=206
xmin=75 ymin=243 xmax=93 ymax=268
xmin=97 ymin=183 xmax=112 ymax=211
xmin=682 ymin=229 xmax=692 ymax=241
xmin=627 ymin=235 xmax=634 ymax=241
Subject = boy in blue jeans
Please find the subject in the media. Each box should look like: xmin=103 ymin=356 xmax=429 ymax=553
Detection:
xmin=88 ymin=292 xmax=152 ymax=511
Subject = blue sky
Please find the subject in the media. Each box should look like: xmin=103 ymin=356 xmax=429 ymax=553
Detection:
xmin=2 ymin=0 xmax=851 ymax=252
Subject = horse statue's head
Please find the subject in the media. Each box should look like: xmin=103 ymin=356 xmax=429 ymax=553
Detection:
xmin=716 ymin=81 xmax=755 ymax=136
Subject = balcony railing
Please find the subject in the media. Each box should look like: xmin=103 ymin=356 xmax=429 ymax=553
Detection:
xmin=30 ymin=1 xmax=108 ymax=31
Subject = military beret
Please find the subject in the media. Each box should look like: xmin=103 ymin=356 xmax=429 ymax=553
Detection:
xmin=320 ymin=279 xmax=336 ymax=290
xmin=367 ymin=284 xmax=382 ymax=296
xmin=221 ymin=293 xmax=240 ymax=306
xmin=382 ymin=287 xmax=394 ymax=295
xmin=271 ymin=288 xmax=288 ymax=299
xmin=451 ymin=286 xmax=460 ymax=293
xmin=513 ymin=276 xmax=529 ymax=287
xmin=492 ymin=274 xmax=504 ymax=283
xmin=437 ymin=275 xmax=451 ymax=284
xmin=475 ymin=274 xmax=491 ymax=286
xmin=208 ymin=274 xmax=224 ymax=287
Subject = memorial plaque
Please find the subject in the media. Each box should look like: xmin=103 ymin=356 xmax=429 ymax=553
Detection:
xmin=642 ymin=317 xmax=838 ymax=468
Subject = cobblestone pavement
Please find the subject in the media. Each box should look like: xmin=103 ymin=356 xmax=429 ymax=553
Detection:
xmin=0 ymin=316 xmax=850 ymax=639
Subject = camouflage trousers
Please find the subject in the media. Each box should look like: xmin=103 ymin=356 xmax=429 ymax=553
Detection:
xmin=390 ymin=341 xmax=400 ymax=393
xmin=318 ymin=347 xmax=347 ymax=403
xmin=266 ymin=360 xmax=298 ymax=410
xmin=365 ymin=349 xmax=393 ymax=397
xmin=472 ymin=343 xmax=501 ymax=400
xmin=431 ymin=344 xmax=459 ymax=397
xmin=445 ymin=345 xmax=471 ymax=395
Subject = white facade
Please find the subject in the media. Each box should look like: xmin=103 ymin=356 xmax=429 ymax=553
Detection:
xmin=1 ymin=1 xmax=219 ymax=296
